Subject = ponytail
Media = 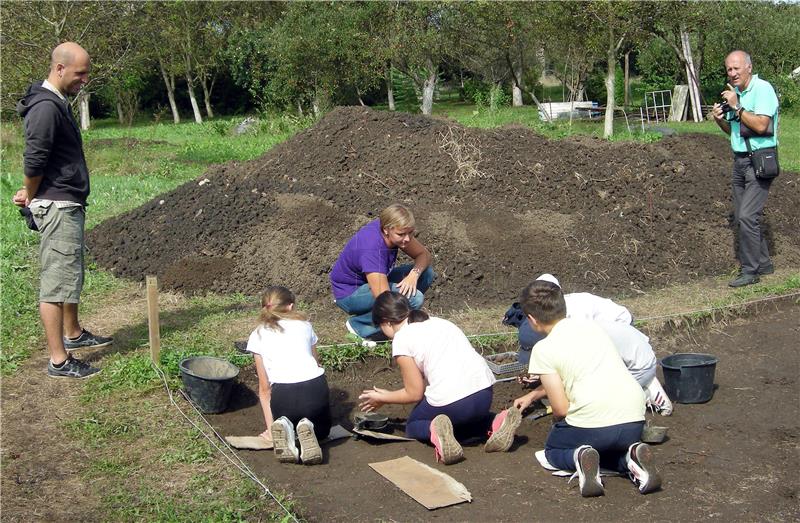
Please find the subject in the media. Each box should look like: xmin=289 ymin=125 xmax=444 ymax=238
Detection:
xmin=372 ymin=291 xmax=429 ymax=326
xmin=259 ymin=286 xmax=308 ymax=332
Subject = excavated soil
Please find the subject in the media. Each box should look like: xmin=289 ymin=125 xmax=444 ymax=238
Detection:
xmin=87 ymin=107 xmax=800 ymax=308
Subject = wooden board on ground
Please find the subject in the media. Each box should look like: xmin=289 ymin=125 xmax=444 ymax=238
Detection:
xmin=353 ymin=427 xmax=414 ymax=441
xmin=369 ymin=456 xmax=471 ymax=510
xmin=670 ymin=85 xmax=689 ymax=121
xmin=226 ymin=425 xmax=352 ymax=450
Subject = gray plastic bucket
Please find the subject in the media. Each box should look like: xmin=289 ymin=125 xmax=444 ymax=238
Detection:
xmin=661 ymin=353 xmax=718 ymax=404
xmin=179 ymin=356 xmax=240 ymax=414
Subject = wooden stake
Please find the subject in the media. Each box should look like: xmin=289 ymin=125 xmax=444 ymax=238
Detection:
xmin=146 ymin=276 xmax=161 ymax=366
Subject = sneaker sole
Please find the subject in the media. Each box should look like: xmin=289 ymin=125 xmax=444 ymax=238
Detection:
xmin=297 ymin=423 xmax=323 ymax=465
xmin=577 ymin=448 xmax=604 ymax=497
xmin=272 ymin=423 xmax=299 ymax=464
xmin=484 ymin=407 xmax=522 ymax=453
xmin=431 ymin=415 xmax=463 ymax=465
xmin=47 ymin=370 xmax=102 ymax=379
xmin=632 ymin=444 xmax=662 ymax=494
xmin=65 ymin=341 xmax=113 ymax=352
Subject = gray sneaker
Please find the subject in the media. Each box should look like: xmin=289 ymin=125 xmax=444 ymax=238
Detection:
xmin=572 ymin=445 xmax=604 ymax=497
xmin=63 ymin=329 xmax=113 ymax=351
xmin=297 ymin=418 xmax=323 ymax=465
xmin=47 ymin=357 xmax=101 ymax=379
xmin=271 ymin=417 xmax=300 ymax=464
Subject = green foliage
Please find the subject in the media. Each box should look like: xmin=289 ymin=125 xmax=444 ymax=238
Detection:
xmin=318 ymin=342 xmax=392 ymax=371
xmin=773 ymin=75 xmax=800 ymax=115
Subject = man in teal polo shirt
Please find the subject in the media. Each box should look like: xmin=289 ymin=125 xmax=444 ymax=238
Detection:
xmin=712 ymin=50 xmax=779 ymax=288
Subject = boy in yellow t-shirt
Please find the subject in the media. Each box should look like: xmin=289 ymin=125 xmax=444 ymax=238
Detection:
xmin=513 ymin=280 xmax=662 ymax=497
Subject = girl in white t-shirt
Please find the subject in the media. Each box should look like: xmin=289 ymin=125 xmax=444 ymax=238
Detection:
xmin=358 ymin=291 xmax=522 ymax=465
xmin=246 ymin=286 xmax=331 ymax=465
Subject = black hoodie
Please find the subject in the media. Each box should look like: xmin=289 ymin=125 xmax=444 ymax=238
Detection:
xmin=16 ymin=82 xmax=90 ymax=205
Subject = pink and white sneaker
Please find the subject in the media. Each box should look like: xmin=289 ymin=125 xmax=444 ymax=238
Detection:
xmin=484 ymin=407 xmax=522 ymax=453
xmin=429 ymin=415 xmax=463 ymax=465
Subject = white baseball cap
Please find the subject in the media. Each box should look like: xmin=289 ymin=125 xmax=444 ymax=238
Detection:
xmin=536 ymin=273 xmax=561 ymax=287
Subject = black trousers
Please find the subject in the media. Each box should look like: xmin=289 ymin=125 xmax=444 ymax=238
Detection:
xmin=271 ymin=374 xmax=332 ymax=440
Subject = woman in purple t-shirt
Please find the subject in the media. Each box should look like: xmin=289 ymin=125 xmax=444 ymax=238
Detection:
xmin=330 ymin=204 xmax=435 ymax=343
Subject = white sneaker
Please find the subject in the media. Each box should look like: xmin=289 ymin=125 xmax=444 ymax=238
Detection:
xmin=645 ymin=377 xmax=673 ymax=416
xmin=297 ymin=418 xmax=323 ymax=465
xmin=626 ymin=442 xmax=662 ymax=494
xmin=571 ymin=445 xmax=604 ymax=497
xmin=271 ymin=417 xmax=299 ymax=464
xmin=345 ymin=320 xmax=376 ymax=348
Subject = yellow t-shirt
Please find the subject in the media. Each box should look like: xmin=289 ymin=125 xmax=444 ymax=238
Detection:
xmin=529 ymin=318 xmax=645 ymax=428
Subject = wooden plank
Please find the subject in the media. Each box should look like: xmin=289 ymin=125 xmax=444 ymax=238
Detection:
xmin=146 ymin=275 xmax=161 ymax=366
xmin=670 ymin=85 xmax=689 ymax=122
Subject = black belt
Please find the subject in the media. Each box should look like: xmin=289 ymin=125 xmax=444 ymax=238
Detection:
xmin=734 ymin=151 xmax=750 ymax=158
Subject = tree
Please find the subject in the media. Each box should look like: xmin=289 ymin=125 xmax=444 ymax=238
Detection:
xmin=388 ymin=2 xmax=455 ymax=115
xmin=0 ymin=0 xmax=138 ymax=126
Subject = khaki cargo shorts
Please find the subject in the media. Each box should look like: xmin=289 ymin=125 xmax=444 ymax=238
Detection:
xmin=32 ymin=203 xmax=85 ymax=303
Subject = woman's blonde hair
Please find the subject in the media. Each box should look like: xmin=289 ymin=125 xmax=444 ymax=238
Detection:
xmin=379 ymin=204 xmax=415 ymax=231
xmin=259 ymin=286 xmax=308 ymax=332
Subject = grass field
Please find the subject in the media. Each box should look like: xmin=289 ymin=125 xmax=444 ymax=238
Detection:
xmin=1 ymin=103 xmax=797 ymax=520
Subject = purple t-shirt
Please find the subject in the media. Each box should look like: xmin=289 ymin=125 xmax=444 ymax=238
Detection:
xmin=330 ymin=220 xmax=398 ymax=300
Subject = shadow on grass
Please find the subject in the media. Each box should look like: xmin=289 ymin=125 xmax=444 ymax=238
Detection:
xmin=86 ymin=300 xmax=253 ymax=363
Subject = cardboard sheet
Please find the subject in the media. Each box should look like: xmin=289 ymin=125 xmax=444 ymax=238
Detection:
xmin=369 ymin=456 xmax=472 ymax=510
xmin=225 ymin=436 xmax=273 ymax=450
xmin=226 ymin=424 xmax=351 ymax=450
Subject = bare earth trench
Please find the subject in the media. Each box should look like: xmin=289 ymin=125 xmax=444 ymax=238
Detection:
xmin=211 ymin=300 xmax=800 ymax=522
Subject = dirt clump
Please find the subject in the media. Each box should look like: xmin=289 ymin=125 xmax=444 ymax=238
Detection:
xmin=87 ymin=106 xmax=800 ymax=308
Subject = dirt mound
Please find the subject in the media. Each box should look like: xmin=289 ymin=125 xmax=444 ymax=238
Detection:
xmin=87 ymin=107 xmax=800 ymax=308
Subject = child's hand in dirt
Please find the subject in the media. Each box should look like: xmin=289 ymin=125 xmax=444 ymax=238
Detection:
xmin=513 ymin=393 xmax=535 ymax=412
xmin=358 ymin=387 xmax=388 ymax=412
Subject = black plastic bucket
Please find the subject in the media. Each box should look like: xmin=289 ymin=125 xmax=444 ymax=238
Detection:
xmin=661 ymin=353 xmax=718 ymax=404
xmin=179 ymin=356 xmax=240 ymax=414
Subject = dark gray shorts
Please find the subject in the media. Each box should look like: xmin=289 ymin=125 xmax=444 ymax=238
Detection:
xmin=32 ymin=203 xmax=85 ymax=303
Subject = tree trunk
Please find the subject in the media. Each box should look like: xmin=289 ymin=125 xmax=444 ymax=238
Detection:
xmin=185 ymin=72 xmax=203 ymax=123
xmin=355 ymin=86 xmax=366 ymax=106
xmin=79 ymin=91 xmax=90 ymax=131
xmin=604 ymin=40 xmax=616 ymax=139
xmin=117 ymin=98 xmax=125 ymax=125
xmin=624 ymin=51 xmax=631 ymax=107
xmin=158 ymin=58 xmax=180 ymax=123
xmin=201 ymin=75 xmax=214 ymax=118
xmin=680 ymin=26 xmax=702 ymax=122
xmin=420 ymin=61 xmax=437 ymax=116
xmin=386 ymin=66 xmax=395 ymax=111
xmin=512 ymin=83 xmax=523 ymax=107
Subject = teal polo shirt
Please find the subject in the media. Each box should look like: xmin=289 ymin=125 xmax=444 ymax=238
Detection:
xmin=730 ymin=74 xmax=779 ymax=152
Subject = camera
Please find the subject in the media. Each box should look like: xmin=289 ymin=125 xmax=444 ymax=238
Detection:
xmin=719 ymin=100 xmax=733 ymax=113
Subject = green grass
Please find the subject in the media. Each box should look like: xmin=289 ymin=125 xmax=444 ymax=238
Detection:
xmin=0 ymin=115 xmax=309 ymax=376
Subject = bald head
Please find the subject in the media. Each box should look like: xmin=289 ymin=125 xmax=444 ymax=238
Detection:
xmin=725 ymin=50 xmax=753 ymax=91
xmin=48 ymin=42 xmax=90 ymax=96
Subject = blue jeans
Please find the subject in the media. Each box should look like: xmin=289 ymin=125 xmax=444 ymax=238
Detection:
xmin=517 ymin=321 xmax=546 ymax=366
xmin=544 ymin=420 xmax=644 ymax=472
xmin=405 ymin=386 xmax=494 ymax=441
xmin=335 ymin=264 xmax=435 ymax=338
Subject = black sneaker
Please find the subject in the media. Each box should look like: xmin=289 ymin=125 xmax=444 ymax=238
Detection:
xmin=728 ymin=273 xmax=759 ymax=288
xmin=626 ymin=442 xmax=662 ymax=494
xmin=758 ymin=263 xmax=775 ymax=275
xmin=63 ymin=329 xmax=113 ymax=351
xmin=47 ymin=356 xmax=101 ymax=379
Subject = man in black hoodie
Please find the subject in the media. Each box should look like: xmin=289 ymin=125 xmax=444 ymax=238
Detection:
xmin=12 ymin=42 xmax=111 ymax=379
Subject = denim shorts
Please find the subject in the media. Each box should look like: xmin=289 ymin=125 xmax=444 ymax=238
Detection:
xmin=32 ymin=203 xmax=85 ymax=303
